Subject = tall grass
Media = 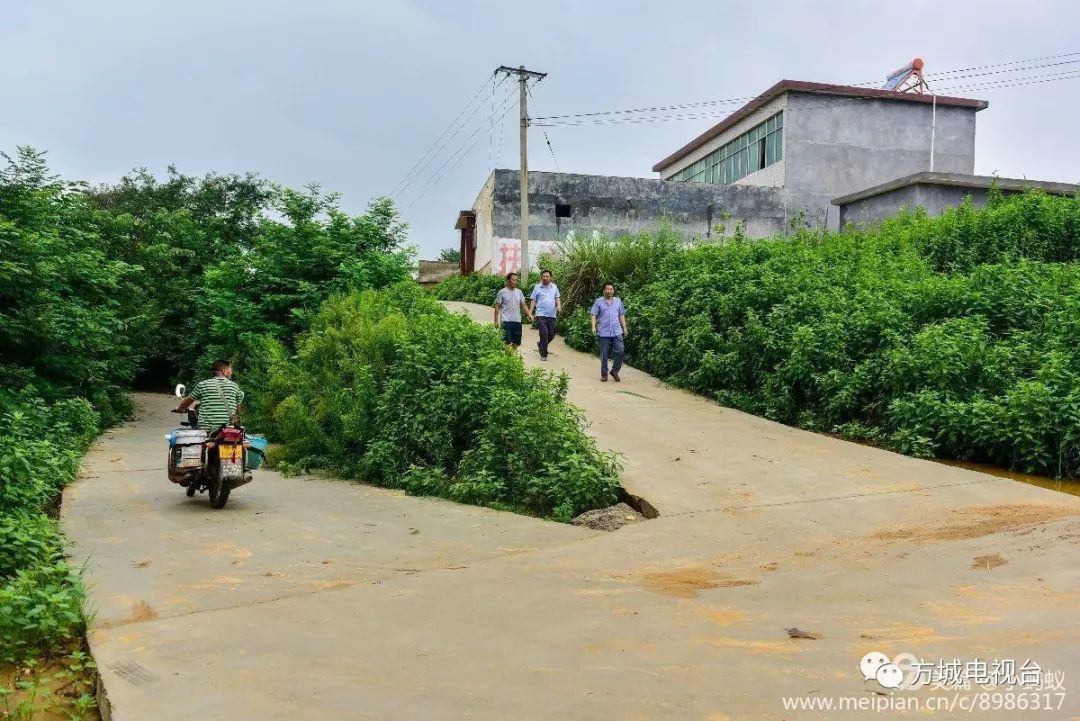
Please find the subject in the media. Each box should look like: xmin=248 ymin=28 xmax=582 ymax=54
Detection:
xmin=541 ymin=225 xmax=684 ymax=311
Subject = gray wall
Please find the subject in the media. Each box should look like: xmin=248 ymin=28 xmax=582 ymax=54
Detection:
xmin=417 ymin=261 xmax=459 ymax=285
xmin=784 ymin=92 xmax=977 ymax=199
xmin=484 ymin=169 xmax=834 ymax=246
xmin=839 ymin=183 xmax=1038 ymax=227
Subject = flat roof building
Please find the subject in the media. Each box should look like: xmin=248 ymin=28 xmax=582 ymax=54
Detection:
xmin=653 ymin=80 xmax=988 ymax=204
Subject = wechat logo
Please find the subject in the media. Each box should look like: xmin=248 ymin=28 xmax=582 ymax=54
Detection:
xmin=861 ymin=651 xmax=921 ymax=690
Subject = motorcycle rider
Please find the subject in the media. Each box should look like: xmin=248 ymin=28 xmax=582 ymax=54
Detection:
xmin=172 ymin=359 xmax=245 ymax=431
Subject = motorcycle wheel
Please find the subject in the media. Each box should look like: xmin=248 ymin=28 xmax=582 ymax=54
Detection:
xmin=208 ymin=470 xmax=230 ymax=509
xmin=186 ymin=483 xmax=197 ymax=498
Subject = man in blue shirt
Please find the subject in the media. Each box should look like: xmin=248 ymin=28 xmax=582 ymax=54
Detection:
xmin=529 ymin=269 xmax=561 ymax=361
xmin=590 ymin=282 xmax=628 ymax=381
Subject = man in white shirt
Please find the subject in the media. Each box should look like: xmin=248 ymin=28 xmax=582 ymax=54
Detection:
xmin=493 ymin=272 xmax=534 ymax=349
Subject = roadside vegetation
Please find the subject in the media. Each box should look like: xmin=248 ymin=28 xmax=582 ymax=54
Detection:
xmin=436 ymin=190 xmax=1080 ymax=479
xmin=245 ymin=284 xmax=620 ymax=520
xmin=431 ymin=271 xmax=505 ymax=305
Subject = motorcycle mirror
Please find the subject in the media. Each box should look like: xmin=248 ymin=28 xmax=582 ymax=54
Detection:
xmin=175 ymin=384 xmax=186 ymax=398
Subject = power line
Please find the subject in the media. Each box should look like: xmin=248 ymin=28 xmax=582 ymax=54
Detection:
xmin=404 ymin=82 xmax=515 ymax=207
xmin=936 ymin=68 xmax=1080 ymax=93
xmin=924 ymin=50 xmax=1080 ymax=79
xmin=924 ymin=57 xmax=1080 ymax=89
xmin=495 ymin=88 xmax=509 ymax=170
xmin=395 ymin=73 xmax=509 ymax=199
xmin=391 ymin=72 xmax=508 ymax=199
xmin=533 ymin=50 xmax=1080 ymax=123
xmin=536 ymin=62 xmax=1080 ymax=129
xmin=404 ymin=88 xmax=520 ymax=210
xmin=526 ymin=84 xmax=560 ymax=171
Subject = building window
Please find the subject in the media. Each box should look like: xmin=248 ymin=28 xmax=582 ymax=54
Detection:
xmin=555 ymin=203 xmax=572 ymax=218
xmin=672 ymin=111 xmax=783 ymax=184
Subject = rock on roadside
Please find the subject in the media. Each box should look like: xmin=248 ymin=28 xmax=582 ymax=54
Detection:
xmin=571 ymin=502 xmax=645 ymax=531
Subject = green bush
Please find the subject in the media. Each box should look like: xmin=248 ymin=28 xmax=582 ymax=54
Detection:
xmin=249 ymin=283 xmax=620 ymax=520
xmin=0 ymin=392 xmax=94 ymax=663
xmin=0 ymin=514 xmax=64 ymax=580
xmin=0 ymin=562 xmax=85 ymax=664
xmin=431 ymin=273 xmax=506 ymax=305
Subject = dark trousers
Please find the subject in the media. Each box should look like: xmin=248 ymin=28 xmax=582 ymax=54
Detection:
xmin=536 ymin=316 xmax=557 ymax=357
xmin=599 ymin=335 xmax=624 ymax=377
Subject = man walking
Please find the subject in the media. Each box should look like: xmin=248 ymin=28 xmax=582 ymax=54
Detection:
xmin=493 ymin=272 xmax=533 ymax=349
xmin=590 ymin=282 xmax=628 ymax=382
xmin=529 ymin=269 xmax=561 ymax=361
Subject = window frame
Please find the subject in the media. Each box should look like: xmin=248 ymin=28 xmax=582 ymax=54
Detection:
xmin=673 ymin=110 xmax=784 ymax=185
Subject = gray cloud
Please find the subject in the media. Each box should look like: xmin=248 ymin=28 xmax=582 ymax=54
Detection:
xmin=3 ymin=0 xmax=1078 ymax=257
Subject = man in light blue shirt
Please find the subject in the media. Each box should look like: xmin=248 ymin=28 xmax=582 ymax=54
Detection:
xmin=590 ymin=282 xmax=628 ymax=382
xmin=529 ymin=269 xmax=561 ymax=361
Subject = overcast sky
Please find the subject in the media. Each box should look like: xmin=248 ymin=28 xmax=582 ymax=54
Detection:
xmin=4 ymin=0 xmax=1079 ymax=258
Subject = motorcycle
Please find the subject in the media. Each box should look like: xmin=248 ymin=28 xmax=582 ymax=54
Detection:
xmin=166 ymin=384 xmax=266 ymax=509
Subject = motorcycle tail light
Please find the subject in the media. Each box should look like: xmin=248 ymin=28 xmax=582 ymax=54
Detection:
xmin=219 ymin=428 xmax=244 ymax=443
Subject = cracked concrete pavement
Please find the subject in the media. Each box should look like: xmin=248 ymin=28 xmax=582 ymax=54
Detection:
xmin=61 ymin=306 xmax=1080 ymax=720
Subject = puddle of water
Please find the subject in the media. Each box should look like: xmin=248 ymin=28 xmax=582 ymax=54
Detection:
xmin=831 ymin=432 xmax=1080 ymax=499
xmin=934 ymin=459 xmax=1080 ymax=498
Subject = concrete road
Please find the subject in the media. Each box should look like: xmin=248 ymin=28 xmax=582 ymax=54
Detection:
xmin=63 ymin=307 xmax=1080 ymax=720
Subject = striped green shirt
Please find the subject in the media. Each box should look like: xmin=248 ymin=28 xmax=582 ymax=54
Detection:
xmin=189 ymin=376 xmax=245 ymax=431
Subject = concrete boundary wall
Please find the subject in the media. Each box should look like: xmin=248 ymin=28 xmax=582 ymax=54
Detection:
xmin=467 ymin=170 xmax=834 ymax=273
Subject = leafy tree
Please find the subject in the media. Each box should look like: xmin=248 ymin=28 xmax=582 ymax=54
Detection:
xmin=437 ymin=247 xmax=461 ymax=263
xmin=0 ymin=148 xmax=140 ymax=415
xmin=87 ymin=167 xmax=274 ymax=385
xmin=192 ymin=187 xmax=414 ymax=375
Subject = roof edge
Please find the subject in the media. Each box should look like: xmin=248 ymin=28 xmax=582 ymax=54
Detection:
xmin=652 ymin=80 xmax=988 ymax=173
xmin=832 ymin=172 xmax=1080 ymax=206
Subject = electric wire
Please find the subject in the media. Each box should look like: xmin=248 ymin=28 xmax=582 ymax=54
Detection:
xmin=526 ymin=83 xmax=560 ymax=171
xmin=393 ymin=74 xmax=494 ymax=197
xmin=533 ymin=50 xmax=1080 ymax=124
xmin=488 ymin=74 xmax=497 ymax=173
xmin=404 ymin=87 xmax=520 ymax=210
xmin=537 ymin=64 xmax=1080 ymax=129
xmin=406 ymin=92 xmax=517 ymax=210
xmin=391 ymin=72 xmax=508 ymax=199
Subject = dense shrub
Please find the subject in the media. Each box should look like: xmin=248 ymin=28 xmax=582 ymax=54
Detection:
xmin=248 ymin=283 xmax=620 ymax=520
xmin=881 ymin=190 xmax=1080 ymax=272
xmin=0 ymin=391 xmax=99 ymax=663
xmin=431 ymin=272 xmax=505 ymax=305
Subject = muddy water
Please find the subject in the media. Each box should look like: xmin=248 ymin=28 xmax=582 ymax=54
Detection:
xmin=935 ymin=458 xmax=1080 ymax=498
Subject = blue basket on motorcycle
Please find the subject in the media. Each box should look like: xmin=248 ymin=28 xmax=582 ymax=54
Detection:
xmin=246 ymin=435 xmax=269 ymax=470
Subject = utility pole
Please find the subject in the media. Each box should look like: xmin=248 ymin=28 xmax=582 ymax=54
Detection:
xmin=496 ymin=65 xmax=547 ymax=286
